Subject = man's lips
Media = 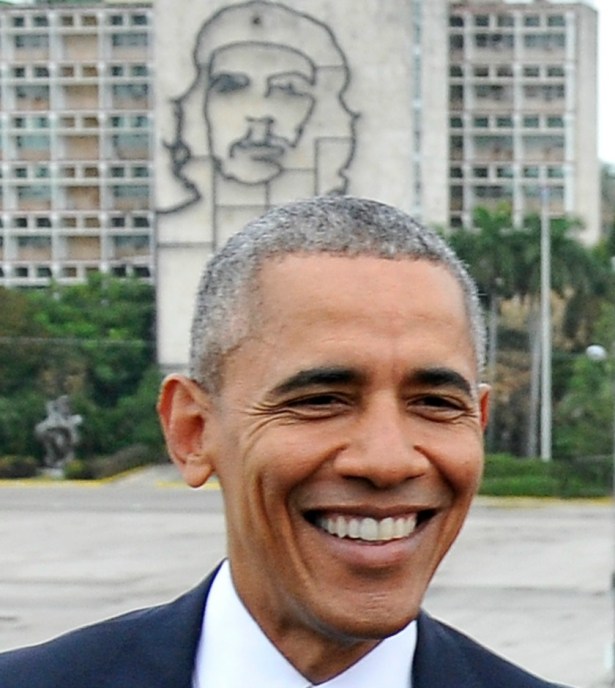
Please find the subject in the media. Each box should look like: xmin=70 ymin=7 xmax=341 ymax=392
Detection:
xmin=307 ymin=510 xmax=437 ymax=544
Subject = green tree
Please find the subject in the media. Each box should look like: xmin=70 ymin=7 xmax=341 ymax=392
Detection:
xmin=0 ymin=275 xmax=160 ymax=461
xmin=554 ymin=304 xmax=615 ymax=460
xmin=27 ymin=273 xmax=155 ymax=406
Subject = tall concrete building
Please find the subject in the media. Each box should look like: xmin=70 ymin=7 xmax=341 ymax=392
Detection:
xmin=448 ymin=0 xmax=599 ymax=243
xmin=0 ymin=0 xmax=600 ymax=315
xmin=0 ymin=1 xmax=154 ymax=287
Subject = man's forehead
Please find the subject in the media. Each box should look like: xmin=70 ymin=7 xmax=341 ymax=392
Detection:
xmin=210 ymin=43 xmax=315 ymax=79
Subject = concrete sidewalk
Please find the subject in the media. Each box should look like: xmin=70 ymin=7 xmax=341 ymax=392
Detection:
xmin=0 ymin=467 xmax=612 ymax=687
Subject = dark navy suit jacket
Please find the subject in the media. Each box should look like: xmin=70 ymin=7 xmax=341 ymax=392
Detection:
xmin=0 ymin=567 xmax=569 ymax=688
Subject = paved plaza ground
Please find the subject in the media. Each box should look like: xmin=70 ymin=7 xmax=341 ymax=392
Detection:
xmin=0 ymin=464 xmax=612 ymax=687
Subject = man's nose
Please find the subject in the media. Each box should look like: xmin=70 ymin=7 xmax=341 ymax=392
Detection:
xmin=333 ymin=400 xmax=430 ymax=489
xmin=246 ymin=116 xmax=274 ymax=142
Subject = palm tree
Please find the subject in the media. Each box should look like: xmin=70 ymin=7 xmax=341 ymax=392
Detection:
xmin=448 ymin=204 xmax=518 ymax=451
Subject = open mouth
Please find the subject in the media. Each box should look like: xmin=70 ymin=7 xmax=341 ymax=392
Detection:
xmin=307 ymin=511 xmax=436 ymax=544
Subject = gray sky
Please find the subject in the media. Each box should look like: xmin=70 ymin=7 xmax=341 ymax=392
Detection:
xmin=593 ymin=0 xmax=614 ymax=164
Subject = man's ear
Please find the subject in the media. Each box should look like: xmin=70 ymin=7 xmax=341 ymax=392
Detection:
xmin=478 ymin=383 xmax=491 ymax=432
xmin=157 ymin=374 xmax=216 ymax=488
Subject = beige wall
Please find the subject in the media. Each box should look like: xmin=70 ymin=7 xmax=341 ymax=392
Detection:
xmin=154 ymin=0 xmax=448 ymax=371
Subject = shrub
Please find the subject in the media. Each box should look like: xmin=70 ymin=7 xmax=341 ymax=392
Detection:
xmin=480 ymin=452 xmax=612 ymax=498
xmin=64 ymin=443 xmax=162 ymax=480
xmin=0 ymin=455 xmax=38 ymax=479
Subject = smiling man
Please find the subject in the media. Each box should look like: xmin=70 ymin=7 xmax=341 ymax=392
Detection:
xmin=0 ymin=197 xmax=569 ymax=688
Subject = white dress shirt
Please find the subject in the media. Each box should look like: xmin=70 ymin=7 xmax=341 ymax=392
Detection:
xmin=192 ymin=561 xmax=416 ymax=688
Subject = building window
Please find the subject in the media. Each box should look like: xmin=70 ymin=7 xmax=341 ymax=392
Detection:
xmin=112 ymin=84 xmax=149 ymax=100
xmin=449 ymin=16 xmax=464 ymax=28
xmin=523 ymin=66 xmax=540 ymax=78
xmin=16 ymin=134 xmax=50 ymax=151
xmin=524 ymin=33 xmax=566 ymax=50
xmin=17 ymin=185 xmax=51 ymax=201
xmin=113 ymin=235 xmax=149 ymax=251
xmin=450 ymin=35 xmax=464 ymax=50
xmin=450 ymin=84 xmax=464 ymax=101
xmin=496 ymin=116 xmax=513 ymax=128
xmin=473 ymin=167 xmax=489 ymax=178
xmin=524 ymin=15 xmax=541 ymax=27
xmin=15 ymin=34 xmax=48 ymax=50
xmin=473 ymin=116 xmax=489 ymax=128
xmin=16 ymin=85 xmax=49 ymax=102
xmin=523 ymin=166 xmax=540 ymax=178
xmin=32 ymin=15 xmax=49 ymax=28
xmin=474 ymin=15 xmax=489 ymax=27
xmin=547 ymin=116 xmax=564 ymax=128
xmin=547 ymin=66 xmax=565 ymax=78
xmin=131 ymin=64 xmax=148 ymax=77
xmin=111 ymin=184 xmax=149 ymax=199
xmin=547 ymin=166 xmax=565 ymax=179
xmin=450 ymin=116 xmax=463 ymax=129
xmin=475 ymin=84 xmax=511 ymax=102
xmin=111 ymin=32 xmax=148 ymax=48
xmin=496 ymin=166 xmax=513 ymax=179
xmin=131 ymin=14 xmax=149 ymax=26
xmin=496 ymin=65 xmax=513 ymax=78
xmin=473 ymin=65 xmax=489 ymax=78
xmin=497 ymin=14 xmax=514 ymax=28
xmin=475 ymin=34 xmax=514 ymax=50
xmin=547 ymin=15 xmax=566 ymax=28
xmin=450 ymin=65 xmax=463 ymax=78
xmin=523 ymin=116 xmax=540 ymax=128
xmin=133 ymin=215 xmax=150 ymax=228
xmin=130 ymin=115 xmax=148 ymax=129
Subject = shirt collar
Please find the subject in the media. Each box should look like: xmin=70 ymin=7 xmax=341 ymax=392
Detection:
xmin=193 ymin=560 xmax=416 ymax=688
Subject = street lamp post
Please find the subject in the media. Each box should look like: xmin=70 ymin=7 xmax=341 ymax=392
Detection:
xmin=586 ymin=342 xmax=615 ymax=685
xmin=540 ymin=187 xmax=552 ymax=462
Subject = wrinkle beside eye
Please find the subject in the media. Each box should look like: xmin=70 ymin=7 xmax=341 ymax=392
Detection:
xmin=251 ymin=393 xmax=353 ymax=421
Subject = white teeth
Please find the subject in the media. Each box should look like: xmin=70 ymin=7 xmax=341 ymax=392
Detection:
xmin=318 ymin=513 xmax=418 ymax=542
xmin=360 ymin=517 xmax=379 ymax=541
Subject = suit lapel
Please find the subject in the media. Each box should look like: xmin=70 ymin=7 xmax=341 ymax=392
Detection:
xmin=129 ymin=567 xmax=220 ymax=688
xmin=412 ymin=612 xmax=483 ymax=688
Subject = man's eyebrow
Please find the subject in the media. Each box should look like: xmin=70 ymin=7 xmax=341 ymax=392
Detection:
xmin=269 ymin=366 xmax=363 ymax=397
xmin=408 ymin=367 xmax=475 ymax=398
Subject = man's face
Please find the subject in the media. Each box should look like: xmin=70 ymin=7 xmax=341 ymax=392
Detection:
xmin=205 ymin=44 xmax=316 ymax=185
xmin=203 ymin=255 xmax=488 ymax=678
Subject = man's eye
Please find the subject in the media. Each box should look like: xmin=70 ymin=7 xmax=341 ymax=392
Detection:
xmin=288 ymin=394 xmax=343 ymax=407
xmin=209 ymin=73 xmax=249 ymax=94
xmin=268 ymin=75 xmax=311 ymax=97
xmin=283 ymin=394 xmax=349 ymax=417
xmin=411 ymin=395 xmax=468 ymax=418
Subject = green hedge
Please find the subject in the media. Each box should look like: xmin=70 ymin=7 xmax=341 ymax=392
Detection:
xmin=63 ymin=444 xmax=163 ymax=480
xmin=0 ymin=455 xmax=39 ymax=479
xmin=480 ymin=453 xmax=612 ymax=498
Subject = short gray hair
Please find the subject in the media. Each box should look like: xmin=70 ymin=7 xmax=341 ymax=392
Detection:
xmin=189 ymin=196 xmax=486 ymax=392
